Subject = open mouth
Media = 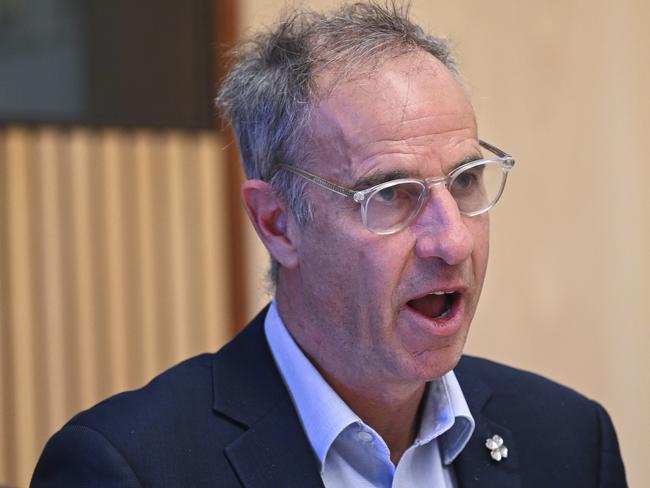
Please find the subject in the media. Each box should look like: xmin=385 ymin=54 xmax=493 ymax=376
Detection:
xmin=406 ymin=291 xmax=458 ymax=320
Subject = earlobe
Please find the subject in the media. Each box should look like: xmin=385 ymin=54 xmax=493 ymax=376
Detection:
xmin=241 ymin=180 xmax=299 ymax=269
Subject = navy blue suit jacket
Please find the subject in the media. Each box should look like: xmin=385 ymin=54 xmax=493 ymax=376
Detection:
xmin=32 ymin=308 xmax=627 ymax=487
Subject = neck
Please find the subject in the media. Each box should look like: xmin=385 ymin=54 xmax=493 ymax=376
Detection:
xmin=320 ymin=369 xmax=427 ymax=465
xmin=274 ymin=288 xmax=427 ymax=463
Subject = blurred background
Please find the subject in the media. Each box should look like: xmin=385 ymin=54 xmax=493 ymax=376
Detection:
xmin=0 ymin=0 xmax=648 ymax=486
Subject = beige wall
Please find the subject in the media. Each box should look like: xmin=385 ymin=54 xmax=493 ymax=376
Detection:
xmin=239 ymin=1 xmax=649 ymax=486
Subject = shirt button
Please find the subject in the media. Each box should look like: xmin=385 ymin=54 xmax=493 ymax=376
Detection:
xmin=357 ymin=431 xmax=373 ymax=443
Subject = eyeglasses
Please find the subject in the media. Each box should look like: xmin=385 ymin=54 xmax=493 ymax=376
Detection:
xmin=274 ymin=140 xmax=515 ymax=235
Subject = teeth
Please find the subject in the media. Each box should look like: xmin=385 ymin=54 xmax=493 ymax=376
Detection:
xmin=430 ymin=291 xmax=454 ymax=295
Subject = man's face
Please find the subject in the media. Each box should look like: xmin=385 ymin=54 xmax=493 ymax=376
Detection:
xmin=278 ymin=51 xmax=489 ymax=393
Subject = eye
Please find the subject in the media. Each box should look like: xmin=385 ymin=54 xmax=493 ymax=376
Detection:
xmin=454 ymin=173 xmax=476 ymax=190
xmin=372 ymin=182 xmax=421 ymax=205
xmin=375 ymin=185 xmax=397 ymax=202
xmin=452 ymin=166 xmax=483 ymax=192
xmin=369 ymin=182 xmax=424 ymax=212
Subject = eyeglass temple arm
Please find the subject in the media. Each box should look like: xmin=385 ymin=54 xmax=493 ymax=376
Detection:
xmin=274 ymin=163 xmax=356 ymax=198
xmin=479 ymin=140 xmax=513 ymax=161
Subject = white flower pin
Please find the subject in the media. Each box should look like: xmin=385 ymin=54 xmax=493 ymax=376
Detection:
xmin=485 ymin=434 xmax=508 ymax=462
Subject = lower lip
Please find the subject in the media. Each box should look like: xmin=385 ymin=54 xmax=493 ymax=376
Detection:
xmin=402 ymin=294 xmax=465 ymax=337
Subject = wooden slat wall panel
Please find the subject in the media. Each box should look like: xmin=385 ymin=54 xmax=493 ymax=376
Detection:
xmin=0 ymin=126 xmax=235 ymax=488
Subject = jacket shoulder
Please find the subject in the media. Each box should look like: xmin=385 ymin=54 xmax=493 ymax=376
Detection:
xmin=457 ymin=355 xmax=590 ymax=402
xmin=70 ymin=353 xmax=215 ymax=431
xmin=455 ymin=355 xmax=627 ymax=487
xmin=33 ymin=353 xmax=244 ymax=487
xmin=456 ymin=354 xmax=605 ymax=427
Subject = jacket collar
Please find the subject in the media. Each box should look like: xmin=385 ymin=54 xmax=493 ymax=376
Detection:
xmin=453 ymin=357 xmax=522 ymax=488
xmin=212 ymin=307 xmax=324 ymax=487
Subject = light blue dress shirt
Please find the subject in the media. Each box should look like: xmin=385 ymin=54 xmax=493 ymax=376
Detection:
xmin=264 ymin=300 xmax=475 ymax=488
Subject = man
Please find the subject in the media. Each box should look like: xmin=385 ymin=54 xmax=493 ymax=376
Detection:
xmin=33 ymin=2 xmax=626 ymax=487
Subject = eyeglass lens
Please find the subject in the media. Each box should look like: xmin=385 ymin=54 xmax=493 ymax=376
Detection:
xmin=365 ymin=181 xmax=425 ymax=233
xmin=364 ymin=161 xmax=505 ymax=233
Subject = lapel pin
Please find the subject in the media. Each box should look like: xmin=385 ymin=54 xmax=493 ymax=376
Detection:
xmin=485 ymin=434 xmax=508 ymax=462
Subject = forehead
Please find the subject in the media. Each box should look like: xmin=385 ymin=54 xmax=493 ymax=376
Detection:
xmin=308 ymin=51 xmax=478 ymax=179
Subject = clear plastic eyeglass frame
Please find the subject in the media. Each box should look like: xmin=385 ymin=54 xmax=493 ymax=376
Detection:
xmin=274 ymin=140 xmax=515 ymax=235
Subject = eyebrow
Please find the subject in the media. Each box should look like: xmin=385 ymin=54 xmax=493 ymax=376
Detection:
xmin=452 ymin=153 xmax=484 ymax=171
xmin=353 ymin=153 xmax=483 ymax=190
xmin=353 ymin=169 xmax=411 ymax=190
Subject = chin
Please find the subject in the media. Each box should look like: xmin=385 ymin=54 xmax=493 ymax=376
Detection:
xmin=410 ymin=342 xmax=465 ymax=381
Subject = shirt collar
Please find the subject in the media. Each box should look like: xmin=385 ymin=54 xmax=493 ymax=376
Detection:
xmin=264 ymin=299 xmax=475 ymax=467
xmin=418 ymin=370 xmax=475 ymax=464
xmin=264 ymin=300 xmax=358 ymax=467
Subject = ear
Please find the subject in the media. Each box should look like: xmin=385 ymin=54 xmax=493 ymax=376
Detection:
xmin=241 ymin=180 xmax=299 ymax=270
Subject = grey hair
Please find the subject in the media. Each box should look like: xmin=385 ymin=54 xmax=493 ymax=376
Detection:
xmin=216 ymin=1 xmax=458 ymax=286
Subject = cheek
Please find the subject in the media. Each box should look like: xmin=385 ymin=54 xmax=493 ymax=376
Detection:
xmin=300 ymin=218 xmax=406 ymax=314
xmin=361 ymin=242 xmax=409 ymax=289
xmin=470 ymin=216 xmax=490 ymax=280
xmin=299 ymin=217 xmax=364 ymax=295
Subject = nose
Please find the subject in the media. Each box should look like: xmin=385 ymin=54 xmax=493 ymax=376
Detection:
xmin=412 ymin=185 xmax=475 ymax=265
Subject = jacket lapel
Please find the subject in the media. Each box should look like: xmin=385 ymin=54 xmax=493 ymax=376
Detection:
xmin=453 ymin=358 xmax=522 ymax=488
xmin=212 ymin=308 xmax=324 ymax=488
xmin=225 ymin=395 xmax=324 ymax=487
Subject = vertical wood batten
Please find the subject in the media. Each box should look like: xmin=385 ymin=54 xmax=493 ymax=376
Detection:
xmin=186 ymin=144 xmax=205 ymax=355
xmin=36 ymin=129 xmax=67 ymax=434
xmin=149 ymin=134 xmax=174 ymax=369
xmin=101 ymin=131 xmax=129 ymax=393
xmin=69 ymin=129 xmax=99 ymax=407
xmin=198 ymin=134 xmax=230 ymax=349
xmin=0 ymin=129 xmax=9 ymax=484
xmin=166 ymin=134 xmax=191 ymax=361
xmin=133 ymin=132 xmax=159 ymax=379
xmin=119 ymin=135 xmax=143 ymax=385
xmin=6 ymin=128 xmax=38 ymax=486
